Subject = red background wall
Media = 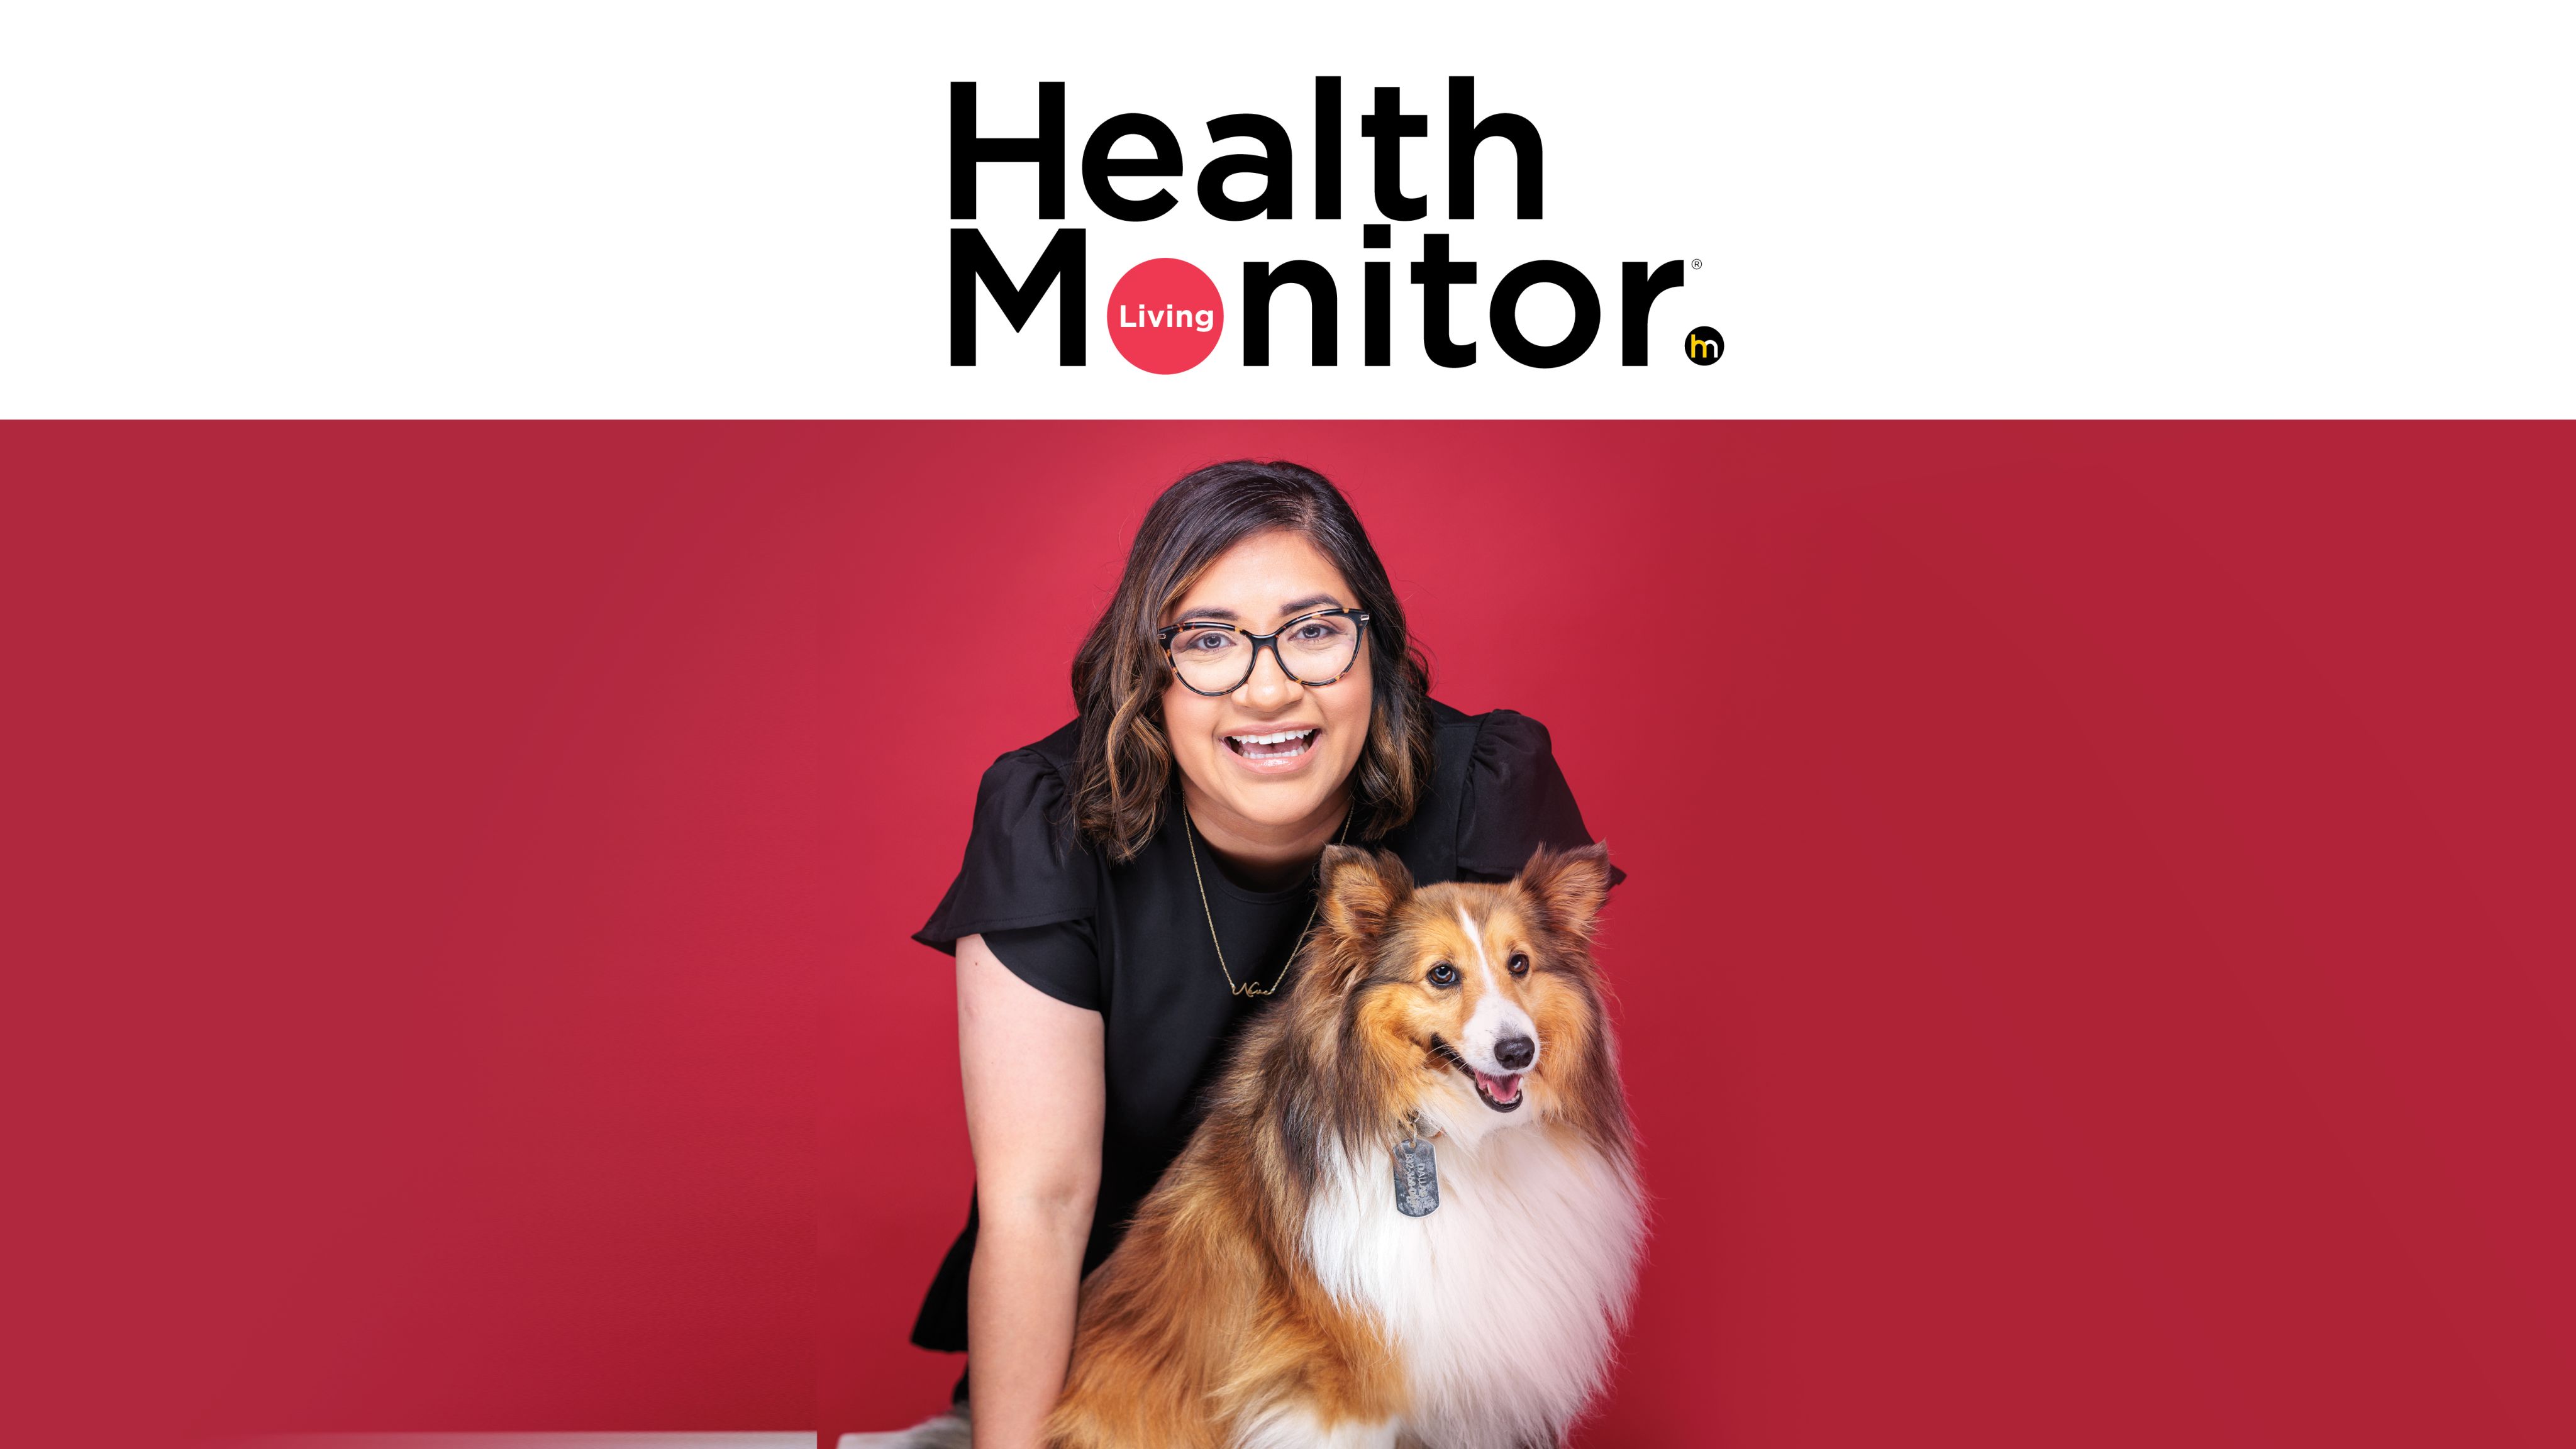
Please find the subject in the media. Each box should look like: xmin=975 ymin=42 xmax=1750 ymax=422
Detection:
xmin=6 ymin=423 xmax=2572 ymax=1448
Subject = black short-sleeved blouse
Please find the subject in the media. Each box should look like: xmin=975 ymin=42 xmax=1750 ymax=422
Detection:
xmin=906 ymin=697 xmax=1621 ymax=1353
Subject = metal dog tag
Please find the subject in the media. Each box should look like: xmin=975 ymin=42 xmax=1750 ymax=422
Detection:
xmin=1392 ymin=1133 xmax=1440 ymax=1217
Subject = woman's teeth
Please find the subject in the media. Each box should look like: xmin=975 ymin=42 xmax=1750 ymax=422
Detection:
xmin=1226 ymin=729 xmax=1317 ymax=760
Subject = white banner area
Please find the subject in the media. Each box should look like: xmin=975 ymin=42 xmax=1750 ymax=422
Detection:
xmin=1 ymin=2 xmax=2570 ymax=417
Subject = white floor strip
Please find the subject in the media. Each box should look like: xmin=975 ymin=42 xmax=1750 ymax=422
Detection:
xmin=835 ymin=1411 xmax=970 ymax=1449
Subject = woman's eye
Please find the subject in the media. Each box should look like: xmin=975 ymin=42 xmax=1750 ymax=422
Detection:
xmin=1508 ymin=953 xmax=1530 ymax=975
xmin=1428 ymin=963 xmax=1458 ymax=987
xmin=1291 ymin=621 xmax=1332 ymax=642
xmin=1179 ymin=630 xmax=1235 ymax=653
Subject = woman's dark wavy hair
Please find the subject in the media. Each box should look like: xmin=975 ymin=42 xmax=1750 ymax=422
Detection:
xmin=1070 ymin=460 xmax=1435 ymax=862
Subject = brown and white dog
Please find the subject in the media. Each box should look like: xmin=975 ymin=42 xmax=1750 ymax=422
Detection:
xmin=1043 ymin=842 xmax=1645 ymax=1449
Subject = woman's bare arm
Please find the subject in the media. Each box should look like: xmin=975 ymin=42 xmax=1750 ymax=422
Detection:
xmin=955 ymin=931 xmax=1104 ymax=1449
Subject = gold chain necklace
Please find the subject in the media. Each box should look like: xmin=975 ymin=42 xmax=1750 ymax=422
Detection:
xmin=1182 ymin=803 xmax=1354 ymax=998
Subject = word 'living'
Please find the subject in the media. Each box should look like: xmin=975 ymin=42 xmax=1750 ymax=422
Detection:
xmin=1120 ymin=304 xmax=1218 ymax=333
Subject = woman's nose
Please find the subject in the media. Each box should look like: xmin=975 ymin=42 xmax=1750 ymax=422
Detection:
xmin=1235 ymin=642 xmax=1298 ymax=706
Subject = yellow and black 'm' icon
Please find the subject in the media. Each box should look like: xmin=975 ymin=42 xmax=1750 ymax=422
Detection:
xmin=1684 ymin=326 xmax=1725 ymax=366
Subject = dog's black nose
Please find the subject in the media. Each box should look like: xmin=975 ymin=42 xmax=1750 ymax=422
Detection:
xmin=1494 ymin=1034 xmax=1536 ymax=1070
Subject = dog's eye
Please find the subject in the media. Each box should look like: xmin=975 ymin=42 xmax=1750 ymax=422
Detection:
xmin=1508 ymin=952 xmax=1530 ymax=975
xmin=1428 ymin=962 xmax=1459 ymax=987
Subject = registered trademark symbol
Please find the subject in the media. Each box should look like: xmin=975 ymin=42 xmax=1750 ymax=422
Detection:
xmin=1690 ymin=258 xmax=1702 ymax=270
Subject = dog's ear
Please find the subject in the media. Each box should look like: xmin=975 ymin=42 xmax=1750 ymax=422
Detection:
xmin=1518 ymin=842 xmax=1614 ymax=941
xmin=1319 ymin=844 xmax=1414 ymax=945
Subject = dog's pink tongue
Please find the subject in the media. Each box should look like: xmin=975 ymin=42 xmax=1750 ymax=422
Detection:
xmin=1477 ymin=1070 xmax=1523 ymax=1102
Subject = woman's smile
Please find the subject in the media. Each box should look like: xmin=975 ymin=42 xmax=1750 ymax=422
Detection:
xmin=1223 ymin=725 xmax=1322 ymax=767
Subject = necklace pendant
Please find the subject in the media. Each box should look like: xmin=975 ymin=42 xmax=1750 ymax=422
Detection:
xmin=1392 ymin=1132 xmax=1440 ymax=1217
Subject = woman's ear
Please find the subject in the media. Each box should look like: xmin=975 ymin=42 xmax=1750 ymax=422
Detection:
xmin=1319 ymin=845 xmax=1414 ymax=945
xmin=1518 ymin=842 xmax=1614 ymax=941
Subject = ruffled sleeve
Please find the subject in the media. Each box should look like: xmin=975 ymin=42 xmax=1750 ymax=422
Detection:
xmin=1454 ymin=709 xmax=1629 ymax=886
xmin=913 ymin=746 xmax=1099 ymax=952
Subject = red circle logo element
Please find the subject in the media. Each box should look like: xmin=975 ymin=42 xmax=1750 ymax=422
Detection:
xmin=1107 ymin=258 xmax=1223 ymax=374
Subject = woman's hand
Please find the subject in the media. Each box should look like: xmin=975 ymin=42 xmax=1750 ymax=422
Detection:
xmin=955 ymin=933 xmax=1104 ymax=1449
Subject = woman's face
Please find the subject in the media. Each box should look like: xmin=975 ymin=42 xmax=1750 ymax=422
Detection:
xmin=1161 ymin=529 xmax=1375 ymax=844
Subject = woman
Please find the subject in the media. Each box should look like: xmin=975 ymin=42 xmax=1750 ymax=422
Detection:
xmin=908 ymin=460 xmax=1619 ymax=1449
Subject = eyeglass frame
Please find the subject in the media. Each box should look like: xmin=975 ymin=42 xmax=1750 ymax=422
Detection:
xmin=1154 ymin=608 xmax=1374 ymax=697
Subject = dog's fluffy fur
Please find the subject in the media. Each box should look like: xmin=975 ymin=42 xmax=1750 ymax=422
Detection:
xmin=1043 ymin=843 xmax=1645 ymax=1449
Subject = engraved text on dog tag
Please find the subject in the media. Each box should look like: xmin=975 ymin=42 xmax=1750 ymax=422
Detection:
xmin=1392 ymin=1133 xmax=1440 ymax=1217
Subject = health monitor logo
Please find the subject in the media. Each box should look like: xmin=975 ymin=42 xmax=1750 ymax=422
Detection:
xmin=948 ymin=78 xmax=1721 ymax=374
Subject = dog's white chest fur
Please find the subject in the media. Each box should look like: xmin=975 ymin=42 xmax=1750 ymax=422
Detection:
xmin=1300 ymin=1125 xmax=1644 ymax=1449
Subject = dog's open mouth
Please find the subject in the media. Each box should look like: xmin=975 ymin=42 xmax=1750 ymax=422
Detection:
xmin=1431 ymin=1036 xmax=1524 ymax=1113
xmin=1224 ymin=728 xmax=1318 ymax=762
